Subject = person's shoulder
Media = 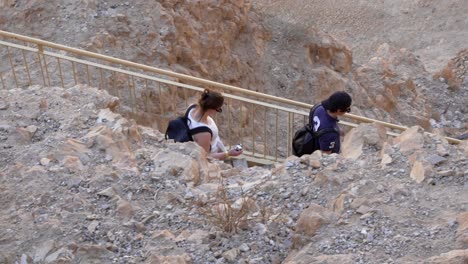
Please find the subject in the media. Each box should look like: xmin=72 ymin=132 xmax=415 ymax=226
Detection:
xmin=314 ymin=105 xmax=327 ymax=119
xmin=314 ymin=105 xmax=325 ymax=115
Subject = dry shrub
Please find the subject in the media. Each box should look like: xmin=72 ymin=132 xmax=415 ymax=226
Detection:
xmin=196 ymin=180 xmax=254 ymax=234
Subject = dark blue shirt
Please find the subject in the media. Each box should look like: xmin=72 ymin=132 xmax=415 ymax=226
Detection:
xmin=312 ymin=105 xmax=341 ymax=153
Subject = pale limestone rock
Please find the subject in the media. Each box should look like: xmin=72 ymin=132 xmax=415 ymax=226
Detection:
xmin=15 ymin=126 xmax=37 ymax=143
xmin=331 ymin=193 xmax=347 ymax=214
xmin=220 ymin=167 xmax=242 ymax=178
xmin=410 ymin=160 xmax=425 ymax=183
xmin=380 ymin=142 xmax=396 ymax=167
xmin=97 ymin=108 xmax=121 ymax=124
xmin=194 ymin=183 xmax=219 ymax=194
xmin=40 ymin=158 xmax=50 ymax=167
xmin=436 ymin=143 xmax=450 ymax=157
xmin=75 ymin=244 xmax=114 ymax=262
xmin=295 ymin=204 xmax=332 ymax=236
xmin=342 ymin=128 xmax=363 ymax=160
xmin=128 ymin=122 xmax=142 ymax=143
xmin=314 ymin=168 xmax=342 ymax=187
xmin=232 ymin=197 xmax=257 ymax=212
xmin=437 ymin=169 xmax=455 ymax=177
xmin=456 ymin=212 xmax=468 ymax=247
xmin=421 ymin=249 xmax=468 ymax=264
xmin=175 ymin=230 xmax=191 ymax=242
xmin=0 ymin=100 xmax=9 ymax=110
xmin=459 ymin=141 xmax=468 ymax=157
xmin=152 ymin=148 xmax=206 ymax=185
xmin=57 ymin=138 xmax=91 ymax=164
xmin=146 ymin=253 xmax=191 ymax=264
xmin=284 ymin=242 xmax=356 ymax=264
xmin=44 ymin=247 xmax=72 ymax=263
xmin=300 ymin=150 xmax=322 ymax=167
xmin=349 ymin=196 xmax=374 ymax=210
xmin=85 ymin=125 xmax=137 ymax=169
xmin=26 ymin=166 xmax=47 ymax=177
xmin=394 ymin=126 xmax=425 ymax=155
xmin=138 ymin=126 xmax=165 ymax=142
xmin=87 ymin=220 xmax=99 ymax=233
xmin=97 ymin=187 xmax=118 ymax=199
xmin=356 ymin=205 xmax=372 ymax=215
xmin=205 ymin=162 xmax=222 ymax=182
xmin=33 ymin=240 xmax=56 ymax=262
xmin=85 ymin=126 xmax=136 ymax=167
xmin=342 ymin=123 xmax=386 ymax=160
xmin=152 ymin=230 xmax=176 ymax=241
xmin=116 ymin=199 xmax=134 ymax=219
xmin=20 ymin=254 xmax=33 ymax=264
xmin=186 ymin=229 xmax=209 ymax=245
xmin=62 ymin=155 xmax=84 ymax=172
xmin=222 ymin=248 xmax=240 ymax=262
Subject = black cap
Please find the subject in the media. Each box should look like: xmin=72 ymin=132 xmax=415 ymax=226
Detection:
xmin=321 ymin=91 xmax=352 ymax=112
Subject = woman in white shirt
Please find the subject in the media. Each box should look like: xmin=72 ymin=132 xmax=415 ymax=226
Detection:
xmin=188 ymin=89 xmax=243 ymax=160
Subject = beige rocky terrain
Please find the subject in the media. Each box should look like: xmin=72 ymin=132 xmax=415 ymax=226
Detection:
xmin=0 ymin=0 xmax=466 ymax=137
xmin=0 ymin=0 xmax=467 ymax=263
xmin=0 ymin=85 xmax=467 ymax=263
xmin=253 ymin=0 xmax=468 ymax=72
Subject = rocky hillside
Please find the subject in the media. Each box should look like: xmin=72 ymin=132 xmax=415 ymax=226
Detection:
xmin=0 ymin=85 xmax=467 ymax=263
xmin=1 ymin=0 xmax=466 ymax=138
xmin=253 ymin=0 xmax=468 ymax=72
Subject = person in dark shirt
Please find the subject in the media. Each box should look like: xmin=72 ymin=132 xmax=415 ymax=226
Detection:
xmin=311 ymin=91 xmax=352 ymax=154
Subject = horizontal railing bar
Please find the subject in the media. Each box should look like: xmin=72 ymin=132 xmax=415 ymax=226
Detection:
xmin=0 ymin=30 xmax=310 ymax=107
xmin=0 ymin=40 xmax=315 ymax=115
xmin=241 ymin=150 xmax=282 ymax=164
xmin=0 ymin=31 xmax=418 ymax=131
xmin=0 ymin=32 xmax=461 ymax=145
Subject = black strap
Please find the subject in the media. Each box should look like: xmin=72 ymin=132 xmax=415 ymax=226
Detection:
xmin=189 ymin=126 xmax=212 ymax=137
xmin=308 ymin=103 xmax=339 ymax=138
xmin=185 ymin=104 xmax=213 ymax=139
xmin=184 ymin=104 xmax=197 ymax=118
xmin=308 ymin=103 xmax=322 ymax=125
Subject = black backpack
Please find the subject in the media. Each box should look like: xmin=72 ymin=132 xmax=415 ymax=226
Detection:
xmin=292 ymin=103 xmax=338 ymax=157
xmin=165 ymin=105 xmax=212 ymax=143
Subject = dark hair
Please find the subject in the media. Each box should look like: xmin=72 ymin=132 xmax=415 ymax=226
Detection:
xmin=321 ymin=91 xmax=352 ymax=112
xmin=198 ymin=89 xmax=224 ymax=112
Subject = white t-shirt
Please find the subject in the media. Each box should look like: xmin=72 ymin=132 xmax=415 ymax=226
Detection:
xmin=187 ymin=108 xmax=226 ymax=153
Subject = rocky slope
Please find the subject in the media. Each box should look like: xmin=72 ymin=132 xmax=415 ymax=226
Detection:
xmin=0 ymin=85 xmax=466 ymax=263
xmin=1 ymin=0 xmax=466 ymax=138
xmin=253 ymin=0 xmax=468 ymax=72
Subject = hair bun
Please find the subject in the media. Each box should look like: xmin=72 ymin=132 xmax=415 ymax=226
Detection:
xmin=202 ymin=89 xmax=210 ymax=99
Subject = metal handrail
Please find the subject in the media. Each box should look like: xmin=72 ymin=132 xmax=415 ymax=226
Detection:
xmin=0 ymin=30 xmax=461 ymax=155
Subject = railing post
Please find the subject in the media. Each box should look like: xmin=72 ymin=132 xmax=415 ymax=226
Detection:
xmin=36 ymin=44 xmax=47 ymax=86
xmin=6 ymin=46 xmax=19 ymax=88
xmin=57 ymin=58 xmax=64 ymax=87
xmin=275 ymin=108 xmax=279 ymax=161
xmin=0 ymin=72 xmax=5 ymax=90
xmin=21 ymin=49 xmax=32 ymax=86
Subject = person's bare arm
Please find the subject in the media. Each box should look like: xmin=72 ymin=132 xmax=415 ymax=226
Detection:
xmin=192 ymin=132 xmax=242 ymax=160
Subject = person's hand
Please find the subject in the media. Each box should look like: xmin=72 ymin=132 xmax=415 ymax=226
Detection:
xmin=228 ymin=148 xmax=243 ymax=157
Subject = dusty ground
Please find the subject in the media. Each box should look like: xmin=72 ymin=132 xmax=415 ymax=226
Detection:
xmin=0 ymin=85 xmax=467 ymax=263
xmin=0 ymin=1 xmax=467 ymax=263
xmin=0 ymin=0 xmax=466 ymax=137
xmin=253 ymin=0 xmax=468 ymax=72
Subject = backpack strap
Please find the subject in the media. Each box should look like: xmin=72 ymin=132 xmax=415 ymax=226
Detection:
xmin=308 ymin=103 xmax=322 ymax=125
xmin=308 ymin=103 xmax=339 ymax=139
xmin=184 ymin=104 xmax=198 ymax=118
xmin=313 ymin=127 xmax=339 ymax=138
xmin=185 ymin=104 xmax=213 ymax=140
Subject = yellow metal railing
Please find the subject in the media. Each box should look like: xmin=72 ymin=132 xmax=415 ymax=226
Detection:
xmin=0 ymin=30 xmax=461 ymax=164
